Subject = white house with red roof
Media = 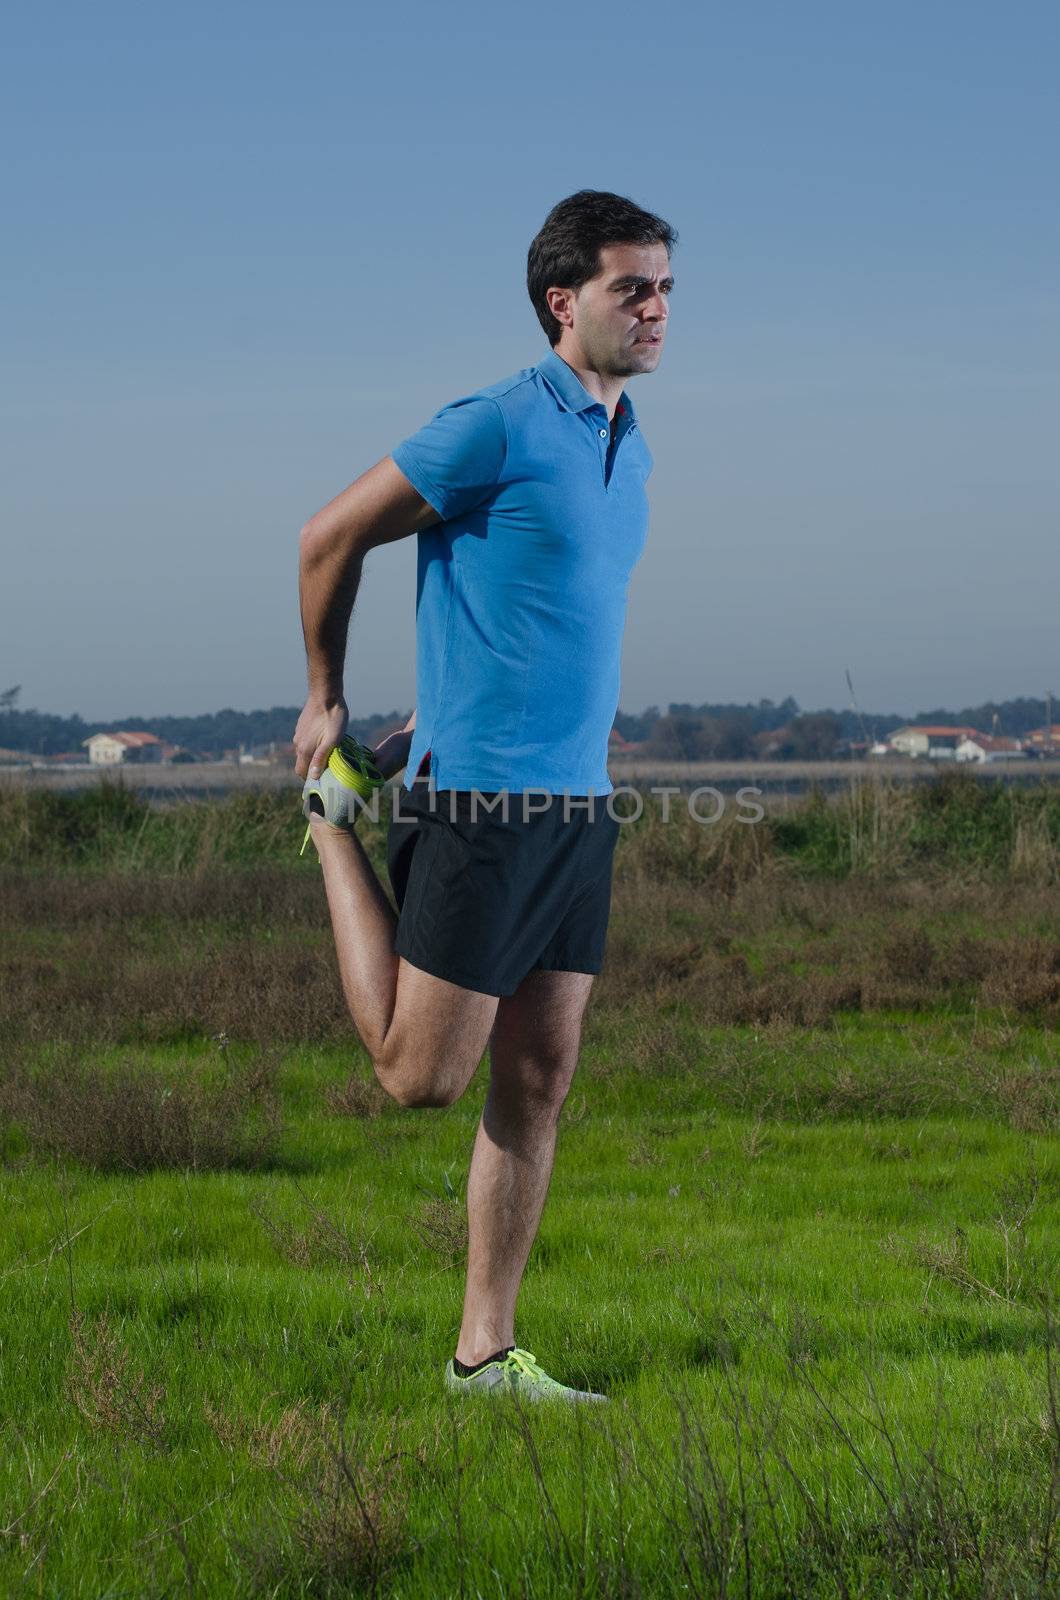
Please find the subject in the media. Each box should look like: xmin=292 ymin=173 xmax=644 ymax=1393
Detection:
xmin=955 ymin=733 xmax=1027 ymax=763
xmin=83 ymin=731 xmax=164 ymax=766
xmin=886 ymin=725 xmax=982 ymax=759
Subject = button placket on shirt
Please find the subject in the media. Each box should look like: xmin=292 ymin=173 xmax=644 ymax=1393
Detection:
xmin=587 ymin=409 xmax=608 ymax=486
xmin=595 ymin=407 xmax=634 ymax=491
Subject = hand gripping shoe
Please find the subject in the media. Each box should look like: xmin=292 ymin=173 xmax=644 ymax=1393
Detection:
xmin=299 ymin=736 xmax=388 ymax=856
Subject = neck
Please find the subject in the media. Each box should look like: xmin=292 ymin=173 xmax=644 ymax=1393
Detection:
xmin=551 ymin=342 xmax=626 ymax=422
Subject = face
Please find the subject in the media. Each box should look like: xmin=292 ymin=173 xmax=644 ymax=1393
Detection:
xmin=551 ymin=241 xmax=673 ymax=376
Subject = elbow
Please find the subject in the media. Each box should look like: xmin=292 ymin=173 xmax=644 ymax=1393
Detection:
xmin=299 ymin=518 xmax=326 ymax=571
xmin=299 ymin=516 xmax=370 ymax=570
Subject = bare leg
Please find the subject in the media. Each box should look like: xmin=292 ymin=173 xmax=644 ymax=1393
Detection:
xmin=309 ymin=815 xmax=403 ymax=1059
xmin=309 ymin=814 xmax=498 ymax=1107
xmin=305 ymin=722 xmax=414 ymax=1057
xmin=455 ymin=969 xmax=594 ymax=1365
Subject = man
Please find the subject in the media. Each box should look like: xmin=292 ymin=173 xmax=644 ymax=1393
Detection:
xmin=293 ymin=190 xmax=675 ymax=1402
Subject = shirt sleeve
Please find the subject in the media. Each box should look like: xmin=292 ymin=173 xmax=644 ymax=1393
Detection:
xmin=390 ymin=396 xmax=507 ymax=522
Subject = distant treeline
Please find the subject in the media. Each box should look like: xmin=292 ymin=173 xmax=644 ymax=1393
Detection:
xmin=624 ymin=695 xmax=1053 ymax=761
xmin=1 ymin=693 xmax=1054 ymax=761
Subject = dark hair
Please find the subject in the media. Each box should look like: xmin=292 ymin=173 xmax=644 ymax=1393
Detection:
xmin=527 ymin=189 xmax=678 ymax=346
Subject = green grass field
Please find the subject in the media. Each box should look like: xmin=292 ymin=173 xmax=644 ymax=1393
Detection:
xmin=1 ymin=774 xmax=1058 ymax=1597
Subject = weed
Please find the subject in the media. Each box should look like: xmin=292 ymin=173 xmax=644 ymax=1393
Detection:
xmin=233 ymin=1406 xmax=421 ymax=1597
xmin=323 ymin=1073 xmax=387 ymax=1119
xmin=249 ymin=1188 xmax=380 ymax=1293
xmin=66 ymin=1308 xmax=167 ymax=1449
xmin=409 ymin=1189 xmax=467 ymax=1270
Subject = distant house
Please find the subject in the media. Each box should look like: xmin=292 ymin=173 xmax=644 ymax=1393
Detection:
xmin=239 ymin=740 xmax=296 ymax=765
xmin=887 ymin=725 xmax=981 ymax=760
xmin=608 ymin=728 xmax=631 ymax=750
xmin=83 ymin=731 xmax=164 ymax=766
xmin=1023 ymin=726 xmax=1060 ymax=758
xmin=955 ymin=734 xmax=1027 ymax=763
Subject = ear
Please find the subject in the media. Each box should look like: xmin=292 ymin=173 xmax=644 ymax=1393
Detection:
xmin=545 ymin=285 xmax=576 ymax=332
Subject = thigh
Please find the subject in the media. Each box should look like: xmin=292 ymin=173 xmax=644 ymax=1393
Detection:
xmin=381 ymin=954 xmax=500 ymax=1103
xmin=487 ymin=968 xmax=595 ymax=1108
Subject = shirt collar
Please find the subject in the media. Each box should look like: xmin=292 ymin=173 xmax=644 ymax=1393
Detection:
xmin=536 ymin=349 xmax=637 ymax=427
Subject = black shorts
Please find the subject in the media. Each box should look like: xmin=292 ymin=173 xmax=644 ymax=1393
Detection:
xmin=386 ymin=783 xmax=621 ymax=997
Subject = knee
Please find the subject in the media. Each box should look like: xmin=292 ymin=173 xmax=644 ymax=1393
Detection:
xmin=372 ymin=1045 xmax=461 ymax=1110
xmin=490 ymin=1060 xmax=576 ymax=1123
xmin=392 ymin=1078 xmax=460 ymax=1111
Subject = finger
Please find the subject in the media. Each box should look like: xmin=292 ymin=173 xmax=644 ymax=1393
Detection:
xmin=309 ymin=742 xmax=331 ymax=780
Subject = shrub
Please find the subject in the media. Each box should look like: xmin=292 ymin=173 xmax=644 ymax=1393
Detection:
xmin=0 ymin=1049 xmax=283 ymax=1171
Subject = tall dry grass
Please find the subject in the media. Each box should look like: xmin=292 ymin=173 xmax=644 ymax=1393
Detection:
xmin=0 ymin=1046 xmax=283 ymax=1171
xmin=3 ymin=765 xmax=1059 ymax=880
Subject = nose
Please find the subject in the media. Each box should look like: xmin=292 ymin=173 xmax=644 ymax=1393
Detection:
xmin=643 ymin=287 xmax=668 ymax=323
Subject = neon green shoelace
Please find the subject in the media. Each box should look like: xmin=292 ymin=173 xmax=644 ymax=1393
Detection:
xmin=299 ymin=737 xmax=387 ymax=857
xmin=327 ymin=737 xmax=385 ymax=794
xmin=503 ymin=1348 xmax=563 ymax=1388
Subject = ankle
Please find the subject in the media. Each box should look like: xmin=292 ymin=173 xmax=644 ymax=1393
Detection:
xmin=455 ymin=1335 xmax=514 ymax=1367
xmin=453 ymin=1343 xmax=515 ymax=1375
xmin=308 ymin=812 xmax=355 ymax=843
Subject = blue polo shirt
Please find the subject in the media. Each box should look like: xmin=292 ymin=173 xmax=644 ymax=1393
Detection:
xmin=390 ymin=350 xmax=653 ymax=794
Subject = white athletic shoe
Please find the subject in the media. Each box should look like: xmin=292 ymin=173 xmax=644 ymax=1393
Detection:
xmin=445 ymin=1347 xmax=608 ymax=1403
xmin=299 ymin=736 xmax=387 ymax=855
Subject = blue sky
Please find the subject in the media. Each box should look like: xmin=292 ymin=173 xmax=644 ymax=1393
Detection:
xmin=3 ymin=1 xmax=1058 ymax=721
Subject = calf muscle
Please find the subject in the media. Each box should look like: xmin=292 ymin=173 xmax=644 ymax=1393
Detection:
xmin=309 ymin=817 xmax=498 ymax=1106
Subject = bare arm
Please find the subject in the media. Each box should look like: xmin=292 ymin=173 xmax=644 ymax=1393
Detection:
xmin=294 ymin=457 xmax=438 ymax=779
